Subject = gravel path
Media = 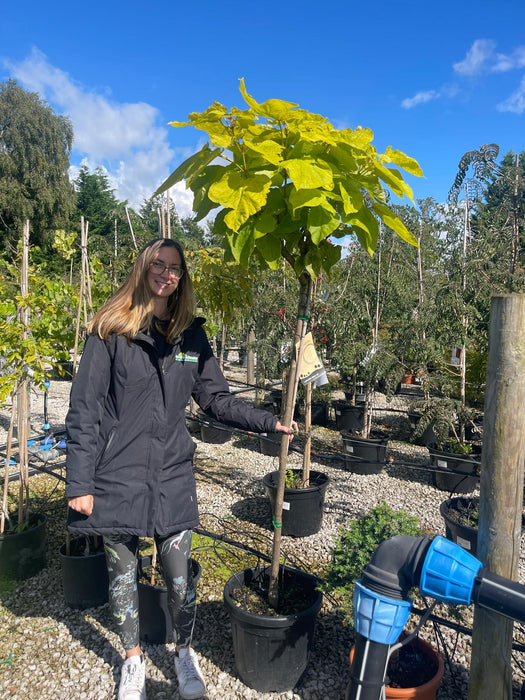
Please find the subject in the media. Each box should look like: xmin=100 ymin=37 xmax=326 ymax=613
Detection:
xmin=1 ymin=370 xmax=524 ymax=699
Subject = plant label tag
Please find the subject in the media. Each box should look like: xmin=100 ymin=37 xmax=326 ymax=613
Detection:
xmin=437 ymin=459 xmax=448 ymax=468
xmin=336 ymin=410 xmax=341 ymax=416
xmin=346 ymin=446 xmax=354 ymax=453
xmin=410 ymin=422 xmax=416 ymax=429
xmin=282 ymin=501 xmax=290 ymax=510
xmin=457 ymin=536 xmax=471 ymax=550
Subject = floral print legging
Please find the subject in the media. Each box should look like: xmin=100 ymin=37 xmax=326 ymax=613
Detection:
xmin=103 ymin=530 xmax=196 ymax=650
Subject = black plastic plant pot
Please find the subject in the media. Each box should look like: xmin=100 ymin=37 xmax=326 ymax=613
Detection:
xmin=333 ymin=400 xmax=365 ymax=432
xmin=0 ymin=513 xmax=47 ymax=580
xmin=340 ymin=432 xmax=388 ymax=475
xmin=223 ymin=566 xmax=322 ymax=692
xmin=269 ymin=389 xmax=300 ymax=419
xmin=199 ymin=419 xmax=233 ymax=444
xmin=428 ymin=443 xmax=480 ymax=494
xmin=259 ymin=434 xmax=281 ymax=457
xmin=59 ymin=536 xmax=109 ymax=609
xmin=408 ymin=412 xmax=438 ymax=447
xmin=439 ymin=497 xmax=479 ymax=556
xmin=310 ymin=401 xmax=329 ymax=426
xmin=262 ymin=470 xmax=330 ymax=537
xmin=138 ymin=557 xmax=201 ymax=644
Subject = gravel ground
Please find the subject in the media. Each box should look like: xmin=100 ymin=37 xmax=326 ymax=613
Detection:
xmin=1 ymin=367 xmax=524 ymax=699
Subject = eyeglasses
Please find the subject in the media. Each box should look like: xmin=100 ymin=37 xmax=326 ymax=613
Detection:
xmin=149 ymin=260 xmax=185 ymax=279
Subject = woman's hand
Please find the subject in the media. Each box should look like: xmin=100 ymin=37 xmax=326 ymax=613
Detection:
xmin=274 ymin=419 xmax=299 ymax=441
xmin=68 ymin=495 xmax=94 ymax=516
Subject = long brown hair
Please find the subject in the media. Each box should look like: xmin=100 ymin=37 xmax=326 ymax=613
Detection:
xmin=88 ymin=238 xmax=195 ymax=343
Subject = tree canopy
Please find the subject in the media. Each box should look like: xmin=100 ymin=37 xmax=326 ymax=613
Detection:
xmin=0 ymin=79 xmax=75 ymax=252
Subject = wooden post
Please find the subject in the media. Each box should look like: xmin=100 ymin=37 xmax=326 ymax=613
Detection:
xmin=303 ymin=381 xmax=312 ymax=486
xmin=17 ymin=221 xmax=30 ymax=524
xmin=125 ymin=206 xmax=138 ymax=251
xmin=166 ymin=189 xmax=171 ymax=239
xmin=468 ymin=294 xmax=525 ymax=700
xmin=246 ymin=327 xmax=255 ymax=386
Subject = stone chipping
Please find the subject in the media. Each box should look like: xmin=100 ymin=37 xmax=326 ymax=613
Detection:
xmin=0 ymin=372 xmax=524 ymax=699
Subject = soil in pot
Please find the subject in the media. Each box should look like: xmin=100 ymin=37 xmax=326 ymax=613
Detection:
xmin=349 ymin=635 xmax=444 ymax=699
xmin=440 ymin=497 xmax=479 ymax=555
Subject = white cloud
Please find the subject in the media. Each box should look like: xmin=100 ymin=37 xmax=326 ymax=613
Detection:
xmin=3 ymin=48 xmax=193 ymax=213
xmin=401 ymin=90 xmax=440 ymax=110
xmin=453 ymin=39 xmax=496 ymax=76
xmin=497 ymin=76 xmax=525 ymax=114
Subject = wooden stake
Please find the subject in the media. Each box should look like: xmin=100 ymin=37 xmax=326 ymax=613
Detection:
xmin=468 ymin=294 xmax=525 ymax=700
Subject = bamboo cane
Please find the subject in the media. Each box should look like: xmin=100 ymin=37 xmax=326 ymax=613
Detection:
xmin=0 ymin=390 xmax=18 ymax=535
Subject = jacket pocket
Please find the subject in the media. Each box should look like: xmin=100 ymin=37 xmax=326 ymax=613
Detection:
xmin=97 ymin=426 xmax=117 ymax=468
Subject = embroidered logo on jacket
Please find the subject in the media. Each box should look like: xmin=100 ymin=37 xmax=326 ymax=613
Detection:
xmin=174 ymin=352 xmax=199 ymax=363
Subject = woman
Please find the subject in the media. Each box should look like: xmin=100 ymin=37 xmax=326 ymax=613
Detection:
xmin=65 ymin=238 xmax=296 ymax=700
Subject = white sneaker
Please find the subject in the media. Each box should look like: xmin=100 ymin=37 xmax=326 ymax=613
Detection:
xmin=118 ymin=655 xmax=146 ymax=700
xmin=174 ymin=647 xmax=206 ymax=700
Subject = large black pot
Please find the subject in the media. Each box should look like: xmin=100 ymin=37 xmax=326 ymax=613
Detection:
xmin=310 ymin=401 xmax=329 ymax=426
xmin=408 ymin=412 xmax=438 ymax=447
xmin=440 ymin=497 xmax=479 ymax=555
xmin=59 ymin=536 xmax=109 ymax=609
xmin=223 ymin=566 xmax=322 ymax=692
xmin=138 ymin=557 xmax=201 ymax=644
xmin=269 ymin=389 xmax=300 ymax=420
xmin=259 ymin=433 xmax=281 ymax=457
xmin=340 ymin=432 xmax=388 ymax=475
xmin=262 ymin=469 xmax=330 ymax=537
xmin=428 ymin=443 xmax=480 ymax=494
xmin=0 ymin=512 xmax=47 ymax=580
xmin=199 ymin=417 xmax=233 ymax=444
xmin=333 ymin=400 xmax=365 ymax=432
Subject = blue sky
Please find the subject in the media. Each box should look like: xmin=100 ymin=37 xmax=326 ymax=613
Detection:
xmin=2 ymin=0 xmax=524 ymax=217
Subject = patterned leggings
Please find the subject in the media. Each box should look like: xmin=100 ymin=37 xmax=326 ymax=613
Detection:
xmin=103 ymin=530 xmax=196 ymax=650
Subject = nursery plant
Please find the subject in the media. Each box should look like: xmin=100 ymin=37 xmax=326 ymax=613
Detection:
xmin=323 ymin=502 xmax=422 ymax=624
xmin=155 ymin=79 xmax=422 ymax=606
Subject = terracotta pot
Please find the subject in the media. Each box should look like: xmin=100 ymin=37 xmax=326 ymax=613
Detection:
xmin=349 ymin=635 xmax=444 ymax=699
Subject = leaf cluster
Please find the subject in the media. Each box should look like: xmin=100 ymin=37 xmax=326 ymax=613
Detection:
xmin=323 ymin=502 xmax=422 ymax=623
xmin=155 ymin=79 xmax=422 ymax=280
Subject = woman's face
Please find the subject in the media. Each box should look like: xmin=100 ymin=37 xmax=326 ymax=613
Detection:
xmin=147 ymin=246 xmax=183 ymax=299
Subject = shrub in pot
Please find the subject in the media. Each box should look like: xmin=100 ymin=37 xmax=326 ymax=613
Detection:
xmin=323 ymin=502 xmax=422 ymax=624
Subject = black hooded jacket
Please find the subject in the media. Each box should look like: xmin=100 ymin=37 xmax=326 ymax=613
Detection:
xmin=65 ymin=318 xmax=278 ymax=536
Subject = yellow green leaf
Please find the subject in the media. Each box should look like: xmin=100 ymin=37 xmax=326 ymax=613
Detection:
xmin=289 ymin=188 xmax=327 ymax=217
xmin=374 ymin=162 xmax=414 ymax=200
xmin=209 ymin=171 xmax=272 ymax=232
xmin=382 ymin=147 xmax=424 ymax=177
xmin=307 ymin=206 xmax=340 ymax=244
xmin=372 ymin=202 xmax=418 ymax=246
xmin=244 ymin=139 xmax=284 ymax=166
xmin=339 ymin=182 xmax=363 ymax=215
xmin=281 ymin=159 xmax=333 ymax=190
xmin=255 ymin=232 xmax=282 ymax=267
xmin=153 ymin=144 xmax=221 ymax=197
xmin=239 ymin=78 xmax=298 ymax=121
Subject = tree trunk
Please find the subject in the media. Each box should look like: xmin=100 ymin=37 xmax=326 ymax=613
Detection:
xmin=302 ymin=381 xmax=312 ymax=486
xmin=268 ymin=272 xmax=312 ymax=607
xmin=468 ymin=294 xmax=525 ymax=700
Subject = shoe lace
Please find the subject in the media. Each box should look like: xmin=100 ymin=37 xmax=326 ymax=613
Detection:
xmin=180 ymin=652 xmax=200 ymax=681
